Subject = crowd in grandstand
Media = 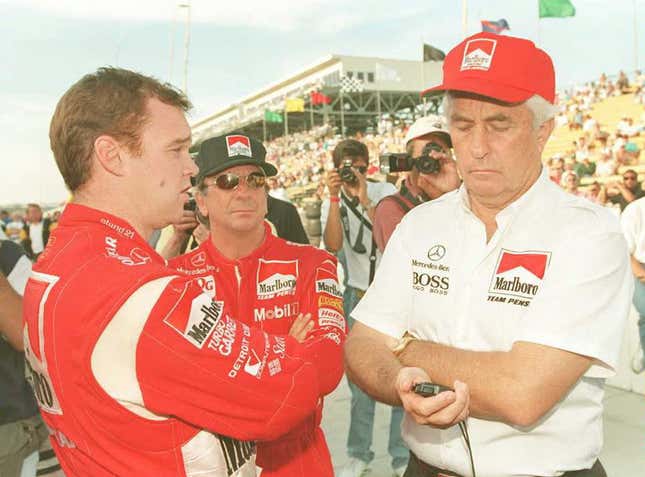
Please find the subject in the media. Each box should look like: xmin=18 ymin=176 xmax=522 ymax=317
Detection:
xmin=3 ymin=71 xmax=645 ymax=249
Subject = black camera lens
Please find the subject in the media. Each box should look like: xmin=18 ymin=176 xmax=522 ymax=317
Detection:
xmin=338 ymin=159 xmax=358 ymax=184
xmin=416 ymin=157 xmax=441 ymax=174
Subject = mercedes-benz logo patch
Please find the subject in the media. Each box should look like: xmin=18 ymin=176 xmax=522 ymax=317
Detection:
xmin=427 ymin=245 xmax=446 ymax=261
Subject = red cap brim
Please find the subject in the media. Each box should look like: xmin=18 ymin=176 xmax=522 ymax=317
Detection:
xmin=421 ymin=77 xmax=536 ymax=104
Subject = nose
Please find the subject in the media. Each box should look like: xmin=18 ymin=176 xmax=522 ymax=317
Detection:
xmin=469 ymin=124 xmax=489 ymax=160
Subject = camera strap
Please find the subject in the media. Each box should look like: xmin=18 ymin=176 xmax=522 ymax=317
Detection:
xmin=340 ymin=192 xmax=378 ymax=285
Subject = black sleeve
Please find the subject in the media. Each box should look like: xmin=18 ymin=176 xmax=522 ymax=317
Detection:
xmin=283 ymin=202 xmax=309 ymax=245
xmin=0 ymin=240 xmax=27 ymax=277
xmin=266 ymin=197 xmax=310 ymax=245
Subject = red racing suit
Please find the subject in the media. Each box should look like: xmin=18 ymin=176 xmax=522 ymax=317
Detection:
xmin=22 ymin=204 xmax=337 ymax=477
xmin=168 ymin=223 xmax=346 ymax=477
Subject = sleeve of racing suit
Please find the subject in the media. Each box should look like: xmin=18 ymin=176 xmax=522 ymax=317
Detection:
xmin=297 ymin=255 xmax=346 ymax=396
xmin=132 ymin=275 xmax=322 ymax=442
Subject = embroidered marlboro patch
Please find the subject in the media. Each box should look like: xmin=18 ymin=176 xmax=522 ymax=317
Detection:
xmin=461 ymin=38 xmax=497 ymax=71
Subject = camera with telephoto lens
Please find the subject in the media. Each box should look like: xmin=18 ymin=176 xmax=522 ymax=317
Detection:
xmin=338 ymin=158 xmax=358 ymax=185
xmin=380 ymin=142 xmax=444 ymax=175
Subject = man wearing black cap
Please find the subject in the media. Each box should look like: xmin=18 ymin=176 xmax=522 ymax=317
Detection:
xmin=169 ymin=133 xmax=345 ymax=477
xmin=344 ymin=33 xmax=631 ymax=477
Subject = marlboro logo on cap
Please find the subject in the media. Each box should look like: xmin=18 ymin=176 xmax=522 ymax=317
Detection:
xmin=225 ymin=135 xmax=252 ymax=158
xmin=195 ymin=132 xmax=277 ymax=182
xmin=461 ymin=38 xmax=497 ymax=71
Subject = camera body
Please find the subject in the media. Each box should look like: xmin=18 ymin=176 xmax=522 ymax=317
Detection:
xmin=380 ymin=142 xmax=444 ymax=175
xmin=184 ymin=196 xmax=197 ymax=212
xmin=338 ymin=158 xmax=358 ymax=185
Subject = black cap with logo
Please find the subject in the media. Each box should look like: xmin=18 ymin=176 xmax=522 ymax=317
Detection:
xmin=194 ymin=133 xmax=278 ymax=183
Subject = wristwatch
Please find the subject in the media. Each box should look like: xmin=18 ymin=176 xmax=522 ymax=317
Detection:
xmin=391 ymin=332 xmax=418 ymax=357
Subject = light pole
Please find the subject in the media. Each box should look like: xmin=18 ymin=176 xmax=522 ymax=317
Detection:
xmin=178 ymin=3 xmax=191 ymax=94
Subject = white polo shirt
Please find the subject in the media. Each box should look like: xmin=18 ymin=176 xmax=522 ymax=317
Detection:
xmin=621 ymin=197 xmax=645 ymax=264
xmin=320 ymin=180 xmax=396 ymax=291
xmin=352 ymin=171 xmax=632 ymax=477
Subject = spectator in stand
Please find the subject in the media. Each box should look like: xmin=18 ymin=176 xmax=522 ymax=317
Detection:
xmin=620 ymin=196 xmax=645 ymax=374
xmin=607 ymin=169 xmax=645 ymax=211
xmin=574 ymin=136 xmax=590 ymax=162
xmin=0 ymin=210 xmax=9 ymax=230
xmin=582 ymin=114 xmax=597 ymax=133
xmin=595 ymin=151 xmax=618 ymax=177
xmin=561 ymin=171 xmax=585 ymax=197
xmin=616 ymin=70 xmax=630 ymax=93
xmin=548 ymin=156 xmax=565 ymax=184
xmin=5 ymin=212 xmax=25 ymax=244
xmin=573 ymin=155 xmax=596 ymax=178
xmin=0 ymin=231 xmax=63 ymax=476
xmin=21 ymin=203 xmax=55 ymax=260
xmin=584 ymin=181 xmax=607 ymax=206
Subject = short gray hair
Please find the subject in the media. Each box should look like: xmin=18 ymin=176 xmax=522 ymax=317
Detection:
xmin=442 ymin=92 xmax=557 ymax=130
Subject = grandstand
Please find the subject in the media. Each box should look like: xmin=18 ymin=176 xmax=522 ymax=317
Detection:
xmin=190 ymin=54 xmax=443 ymax=145
xmin=546 ymin=91 xmax=645 ymax=185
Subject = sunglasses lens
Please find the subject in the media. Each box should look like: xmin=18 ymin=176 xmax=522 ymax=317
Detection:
xmin=357 ymin=167 xmax=367 ymax=174
xmin=247 ymin=173 xmax=267 ymax=189
xmin=215 ymin=174 xmax=239 ymax=190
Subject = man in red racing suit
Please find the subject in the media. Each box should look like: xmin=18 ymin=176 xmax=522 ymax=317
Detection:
xmin=22 ymin=68 xmax=335 ymax=477
xmin=168 ymin=133 xmax=345 ymax=476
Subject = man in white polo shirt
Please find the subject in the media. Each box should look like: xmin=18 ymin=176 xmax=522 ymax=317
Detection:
xmin=620 ymin=196 xmax=645 ymax=373
xmin=344 ymin=32 xmax=632 ymax=477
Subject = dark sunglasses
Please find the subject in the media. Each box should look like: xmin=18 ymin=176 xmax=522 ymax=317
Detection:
xmin=205 ymin=172 xmax=267 ymax=190
xmin=623 ymin=176 xmax=637 ymax=181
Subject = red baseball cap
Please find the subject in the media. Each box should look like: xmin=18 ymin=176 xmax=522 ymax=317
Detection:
xmin=422 ymin=32 xmax=555 ymax=104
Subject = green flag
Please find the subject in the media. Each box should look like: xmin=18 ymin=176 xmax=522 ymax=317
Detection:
xmin=539 ymin=0 xmax=575 ymax=18
xmin=264 ymin=110 xmax=283 ymax=123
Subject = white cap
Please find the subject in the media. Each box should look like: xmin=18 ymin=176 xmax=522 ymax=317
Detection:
xmin=404 ymin=115 xmax=451 ymax=147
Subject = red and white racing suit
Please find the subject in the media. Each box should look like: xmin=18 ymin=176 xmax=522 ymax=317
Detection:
xmin=22 ymin=204 xmax=335 ymax=477
xmin=169 ymin=223 xmax=346 ymax=477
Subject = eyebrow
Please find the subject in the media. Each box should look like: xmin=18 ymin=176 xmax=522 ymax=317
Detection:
xmin=449 ymin=112 xmax=513 ymax=123
xmin=166 ymin=135 xmax=192 ymax=148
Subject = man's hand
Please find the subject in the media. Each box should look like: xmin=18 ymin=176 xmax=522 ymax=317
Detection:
xmin=395 ymin=366 xmax=469 ymax=429
xmin=344 ymin=167 xmax=370 ymax=207
xmin=418 ymin=155 xmax=461 ymax=197
xmin=288 ymin=313 xmax=314 ymax=343
xmin=325 ymin=170 xmax=343 ymax=198
xmin=173 ymin=210 xmax=199 ymax=236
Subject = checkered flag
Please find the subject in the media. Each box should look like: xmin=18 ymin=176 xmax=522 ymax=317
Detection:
xmin=340 ymin=75 xmax=364 ymax=93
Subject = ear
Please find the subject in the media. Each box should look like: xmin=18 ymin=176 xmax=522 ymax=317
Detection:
xmin=195 ymin=191 xmax=209 ymax=219
xmin=94 ymin=135 xmax=125 ymax=176
xmin=536 ymin=118 xmax=555 ymax=154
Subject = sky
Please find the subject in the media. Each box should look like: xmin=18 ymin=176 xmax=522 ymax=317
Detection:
xmin=2 ymin=0 xmax=644 ymax=206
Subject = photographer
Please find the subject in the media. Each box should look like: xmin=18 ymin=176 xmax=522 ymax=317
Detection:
xmin=374 ymin=116 xmax=459 ymax=252
xmin=320 ymin=139 xmax=399 ymax=477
